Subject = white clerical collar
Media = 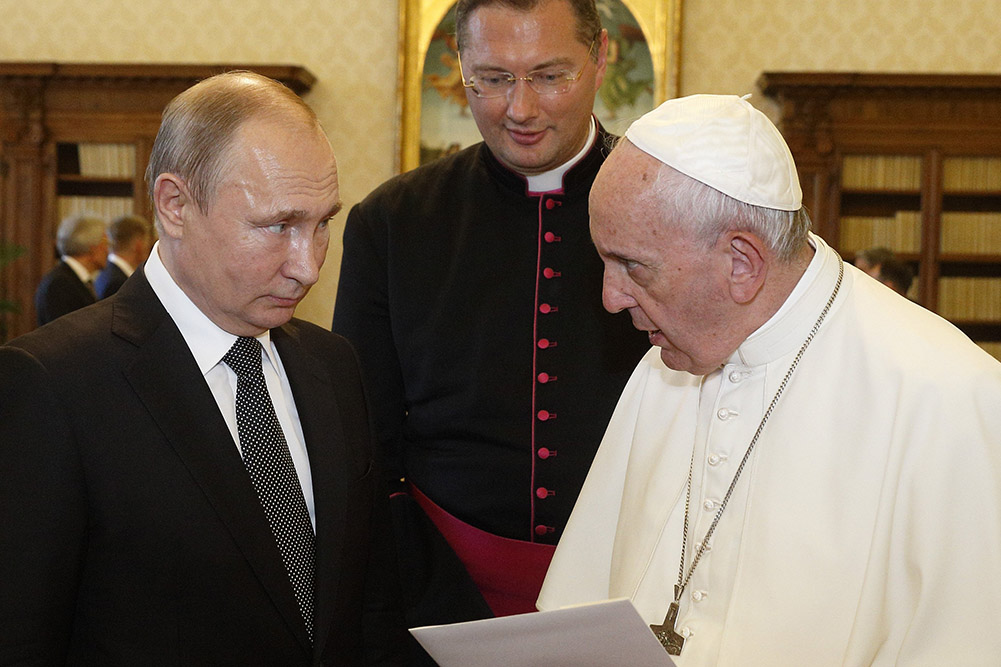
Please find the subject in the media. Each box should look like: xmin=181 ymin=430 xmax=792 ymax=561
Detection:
xmin=62 ymin=255 xmax=94 ymax=284
xmin=144 ymin=241 xmax=276 ymax=376
xmin=108 ymin=253 xmax=136 ymax=277
xmin=525 ymin=116 xmax=597 ymax=194
xmin=731 ymin=233 xmax=847 ymax=368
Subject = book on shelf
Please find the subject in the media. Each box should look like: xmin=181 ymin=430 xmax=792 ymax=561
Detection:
xmin=841 ymin=155 xmax=922 ymax=191
xmin=57 ymin=196 xmax=134 ymax=221
xmin=839 ymin=211 xmax=922 ymax=253
xmin=942 ymin=157 xmax=1001 ymax=193
xmin=76 ymin=143 xmax=136 ymax=179
xmin=937 ymin=277 xmax=1001 ymax=321
xmin=940 ymin=212 xmax=1001 ymax=254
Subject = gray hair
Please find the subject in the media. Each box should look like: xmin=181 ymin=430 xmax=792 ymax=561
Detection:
xmin=145 ymin=70 xmax=319 ymax=221
xmin=56 ymin=215 xmax=106 ymax=257
xmin=653 ymin=163 xmax=811 ymax=263
xmin=455 ymin=0 xmax=602 ymax=54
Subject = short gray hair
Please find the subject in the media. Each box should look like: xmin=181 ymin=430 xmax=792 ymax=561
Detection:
xmin=653 ymin=163 xmax=811 ymax=263
xmin=56 ymin=215 xmax=106 ymax=257
xmin=145 ymin=70 xmax=319 ymax=220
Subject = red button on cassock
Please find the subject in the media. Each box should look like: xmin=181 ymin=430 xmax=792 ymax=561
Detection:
xmin=535 ymin=524 xmax=553 ymax=536
xmin=543 ymin=268 xmax=561 ymax=279
xmin=538 ymin=448 xmax=552 ymax=459
xmin=539 ymin=303 xmax=552 ymax=314
xmin=537 ymin=338 xmax=551 ymax=349
xmin=545 ymin=199 xmax=557 ymax=210
xmin=536 ymin=487 xmax=552 ymax=499
xmin=544 ymin=232 xmax=561 ymax=243
xmin=537 ymin=410 xmax=554 ymax=421
xmin=537 ymin=372 xmax=551 ymax=383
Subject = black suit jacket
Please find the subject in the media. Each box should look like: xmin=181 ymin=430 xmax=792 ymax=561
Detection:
xmin=94 ymin=262 xmax=128 ymax=299
xmin=0 ymin=270 xmax=406 ymax=665
xmin=33 ymin=260 xmax=96 ymax=325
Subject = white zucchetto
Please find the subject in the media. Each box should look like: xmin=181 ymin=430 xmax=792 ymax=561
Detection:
xmin=624 ymin=94 xmax=803 ymax=211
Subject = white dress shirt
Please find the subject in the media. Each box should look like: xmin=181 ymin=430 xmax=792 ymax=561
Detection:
xmin=107 ymin=253 xmax=136 ymax=277
xmin=62 ymin=255 xmax=96 ymax=286
xmin=525 ymin=117 xmax=597 ymax=194
xmin=144 ymin=241 xmax=316 ymax=529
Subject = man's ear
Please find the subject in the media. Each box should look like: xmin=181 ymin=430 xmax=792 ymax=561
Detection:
xmin=725 ymin=231 xmax=767 ymax=304
xmin=153 ymin=173 xmax=192 ymax=240
xmin=593 ymin=29 xmax=610 ymax=90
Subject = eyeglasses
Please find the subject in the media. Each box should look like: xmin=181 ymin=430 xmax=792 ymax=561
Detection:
xmin=458 ymin=40 xmax=596 ymax=99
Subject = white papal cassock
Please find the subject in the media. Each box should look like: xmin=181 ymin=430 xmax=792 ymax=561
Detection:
xmin=538 ymin=234 xmax=1001 ymax=666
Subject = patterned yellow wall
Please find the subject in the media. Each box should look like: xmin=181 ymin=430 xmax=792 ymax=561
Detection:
xmin=682 ymin=0 xmax=1001 ymax=119
xmin=2 ymin=0 xmax=999 ymax=326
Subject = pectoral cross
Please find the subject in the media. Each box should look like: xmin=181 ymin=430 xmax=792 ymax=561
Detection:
xmin=649 ymin=587 xmax=686 ymax=655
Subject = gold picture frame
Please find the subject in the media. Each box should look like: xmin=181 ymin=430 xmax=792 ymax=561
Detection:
xmin=396 ymin=0 xmax=683 ymax=172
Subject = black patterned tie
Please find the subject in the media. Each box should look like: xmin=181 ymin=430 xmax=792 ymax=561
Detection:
xmin=223 ymin=336 xmax=315 ymax=642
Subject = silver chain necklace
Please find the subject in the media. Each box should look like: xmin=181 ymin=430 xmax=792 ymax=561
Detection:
xmin=651 ymin=255 xmax=844 ymax=655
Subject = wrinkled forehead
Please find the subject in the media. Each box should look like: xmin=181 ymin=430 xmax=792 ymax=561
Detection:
xmin=215 ymin=116 xmax=334 ymax=182
xmin=590 ymin=144 xmax=689 ymax=244
xmin=592 ymin=142 xmax=665 ymax=209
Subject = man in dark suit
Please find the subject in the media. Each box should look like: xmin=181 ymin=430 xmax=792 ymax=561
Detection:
xmin=33 ymin=214 xmax=108 ymax=325
xmin=0 ymin=71 xmax=406 ymax=665
xmin=94 ymin=213 xmax=153 ymax=298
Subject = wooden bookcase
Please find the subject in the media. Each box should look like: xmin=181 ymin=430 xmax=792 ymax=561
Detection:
xmin=55 ymin=141 xmax=140 ymax=222
xmin=0 ymin=62 xmax=315 ymax=341
xmin=760 ymin=72 xmax=1001 ymax=358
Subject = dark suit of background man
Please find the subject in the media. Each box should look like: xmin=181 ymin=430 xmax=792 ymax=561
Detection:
xmin=332 ymin=0 xmax=649 ymax=648
xmin=33 ymin=214 xmax=108 ymax=325
xmin=95 ymin=213 xmax=154 ymax=298
xmin=0 ymin=71 xmax=406 ymax=666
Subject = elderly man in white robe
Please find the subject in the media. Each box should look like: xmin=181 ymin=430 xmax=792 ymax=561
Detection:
xmin=537 ymin=94 xmax=1001 ymax=666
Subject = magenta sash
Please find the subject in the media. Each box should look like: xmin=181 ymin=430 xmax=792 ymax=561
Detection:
xmin=409 ymin=484 xmax=555 ymax=617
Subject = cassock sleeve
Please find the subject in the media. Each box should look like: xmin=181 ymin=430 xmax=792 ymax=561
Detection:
xmin=332 ymin=202 xmax=408 ymax=486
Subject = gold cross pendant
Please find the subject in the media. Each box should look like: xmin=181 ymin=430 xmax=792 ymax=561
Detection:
xmin=649 ymin=598 xmax=685 ymax=655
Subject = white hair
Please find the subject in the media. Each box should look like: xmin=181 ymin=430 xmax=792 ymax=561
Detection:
xmin=56 ymin=215 xmax=106 ymax=257
xmin=652 ymin=162 xmax=811 ymax=263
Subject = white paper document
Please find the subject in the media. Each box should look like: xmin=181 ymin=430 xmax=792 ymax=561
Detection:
xmin=410 ymin=598 xmax=676 ymax=666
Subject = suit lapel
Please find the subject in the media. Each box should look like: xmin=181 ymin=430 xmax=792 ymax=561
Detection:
xmin=273 ymin=324 xmax=349 ymax=659
xmin=111 ymin=272 xmax=313 ymax=653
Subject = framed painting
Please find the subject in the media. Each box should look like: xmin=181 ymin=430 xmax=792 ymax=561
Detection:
xmin=397 ymin=0 xmax=682 ymax=171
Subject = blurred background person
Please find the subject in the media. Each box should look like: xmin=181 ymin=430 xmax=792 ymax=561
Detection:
xmin=854 ymin=246 xmax=914 ymax=297
xmin=852 ymin=245 xmax=894 ymax=279
xmin=34 ymin=214 xmax=108 ymax=326
xmin=874 ymin=255 xmax=914 ymax=296
xmin=95 ymin=214 xmax=155 ymax=298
